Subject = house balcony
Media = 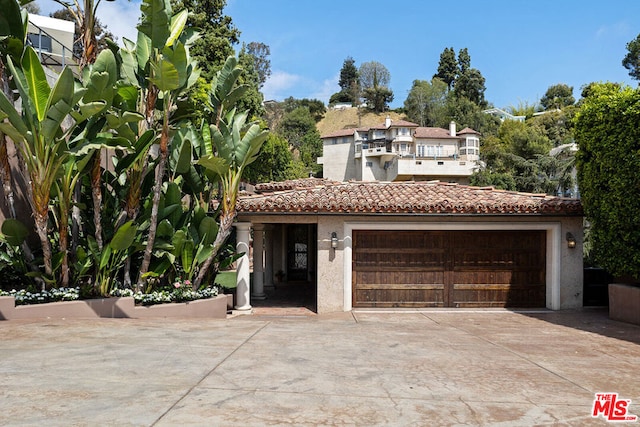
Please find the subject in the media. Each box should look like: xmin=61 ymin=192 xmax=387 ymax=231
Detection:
xmin=391 ymin=135 xmax=413 ymax=143
xmin=390 ymin=156 xmax=477 ymax=181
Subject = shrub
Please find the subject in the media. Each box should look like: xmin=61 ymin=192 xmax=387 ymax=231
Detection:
xmin=574 ymin=83 xmax=640 ymax=280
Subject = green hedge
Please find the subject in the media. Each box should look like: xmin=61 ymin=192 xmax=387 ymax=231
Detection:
xmin=575 ymin=83 xmax=640 ymax=280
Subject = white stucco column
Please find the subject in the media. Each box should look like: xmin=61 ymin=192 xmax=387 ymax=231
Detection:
xmin=252 ymin=224 xmax=266 ymax=300
xmin=264 ymin=225 xmax=274 ymax=289
xmin=234 ymin=222 xmax=252 ymax=310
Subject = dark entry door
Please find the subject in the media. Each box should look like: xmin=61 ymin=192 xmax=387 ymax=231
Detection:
xmin=287 ymin=224 xmax=310 ymax=281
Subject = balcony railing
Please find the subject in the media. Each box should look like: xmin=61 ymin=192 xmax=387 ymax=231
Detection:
xmin=27 ymin=20 xmax=79 ymax=70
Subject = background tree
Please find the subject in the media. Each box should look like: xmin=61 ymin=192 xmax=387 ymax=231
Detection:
xmin=359 ymin=61 xmax=393 ymax=112
xmin=622 ymin=33 xmax=640 ymax=81
xmin=404 ymin=78 xmax=447 ymax=126
xmin=281 ymin=97 xmax=326 ymax=122
xmin=453 ymin=68 xmax=487 ymax=107
xmin=237 ymin=45 xmax=266 ymax=118
xmin=434 ymin=47 xmax=457 ymax=90
xmin=330 ymin=56 xmax=359 ymax=106
xmin=575 ymin=83 xmax=640 ymax=279
xmin=170 ymin=0 xmax=239 ymax=81
xmin=277 ymin=106 xmax=316 ymax=151
xmin=243 ymin=133 xmax=295 ymax=183
xmin=457 ymin=48 xmax=471 ymax=74
xmin=245 ymin=41 xmax=270 ymax=89
xmin=540 ymin=84 xmax=575 ymax=110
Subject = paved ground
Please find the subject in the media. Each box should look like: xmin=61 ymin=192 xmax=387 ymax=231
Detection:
xmin=0 ymin=308 xmax=639 ymax=426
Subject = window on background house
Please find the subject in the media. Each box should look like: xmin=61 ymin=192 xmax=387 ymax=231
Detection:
xmin=27 ymin=33 xmax=52 ymax=53
xmin=366 ymin=161 xmax=373 ymax=167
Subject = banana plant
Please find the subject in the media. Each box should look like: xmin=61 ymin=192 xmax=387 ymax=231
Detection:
xmin=0 ymin=47 xmax=104 ymax=285
xmin=194 ymin=107 xmax=268 ymax=287
xmin=0 ymin=0 xmax=29 ymax=219
xmin=133 ymin=0 xmax=200 ymax=287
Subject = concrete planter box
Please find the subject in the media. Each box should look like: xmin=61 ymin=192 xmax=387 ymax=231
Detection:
xmin=608 ymin=283 xmax=640 ymax=326
xmin=0 ymin=294 xmax=227 ymax=320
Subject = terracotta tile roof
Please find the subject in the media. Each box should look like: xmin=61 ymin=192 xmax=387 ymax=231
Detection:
xmin=253 ymin=178 xmax=339 ymax=193
xmin=320 ymin=129 xmax=356 ymax=139
xmin=414 ymin=127 xmax=458 ymax=139
xmin=388 ymin=119 xmax=419 ymax=128
xmin=458 ymin=127 xmax=480 ymax=135
xmin=238 ymin=180 xmax=583 ymax=215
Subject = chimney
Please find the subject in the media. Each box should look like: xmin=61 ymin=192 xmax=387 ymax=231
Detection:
xmin=385 ymin=115 xmax=391 ymax=128
xmin=449 ymin=121 xmax=456 ymax=136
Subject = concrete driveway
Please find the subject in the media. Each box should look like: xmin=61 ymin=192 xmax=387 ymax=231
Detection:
xmin=0 ymin=308 xmax=638 ymax=426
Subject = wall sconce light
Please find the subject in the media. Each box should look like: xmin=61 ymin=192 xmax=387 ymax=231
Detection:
xmin=566 ymin=232 xmax=576 ymax=249
xmin=331 ymin=232 xmax=338 ymax=249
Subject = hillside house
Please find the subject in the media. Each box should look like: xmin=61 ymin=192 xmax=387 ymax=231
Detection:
xmin=318 ymin=117 xmax=480 ymax=184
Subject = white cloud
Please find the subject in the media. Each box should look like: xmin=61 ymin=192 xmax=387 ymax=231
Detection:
xmin=261 ymin=70 xmax=302 ymax=101
xmin=96 ymin=1 xmax=141 ymax=45
xmin=312 ymin=74 xmax=339 ymax=105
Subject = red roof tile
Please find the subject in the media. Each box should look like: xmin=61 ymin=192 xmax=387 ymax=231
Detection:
xmin=320 ymin=129 xmax=356 ymax=139
xmin=458 ymin=127 xmax=480 ymax=135
xmin=388 ymin=119 xmax=419 ymax=128
xmin=414 ymin=127 xmax=457 ymax=139
xmin=238 ymin=180 xmax=583 ymax=215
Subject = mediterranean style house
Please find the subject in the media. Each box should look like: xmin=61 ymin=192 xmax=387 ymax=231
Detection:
xmin=235 ymin=178 xmax=584 ymax=314
xmin=318 ymin=117 xmax=481 ymax=184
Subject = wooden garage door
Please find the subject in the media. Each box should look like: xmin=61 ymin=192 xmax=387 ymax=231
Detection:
xmin=353 ymin=230 xmax=546 ymax=308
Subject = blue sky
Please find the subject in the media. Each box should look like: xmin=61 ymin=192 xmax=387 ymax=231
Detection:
xmin=37 ymin=0 xmax=640 ymax=109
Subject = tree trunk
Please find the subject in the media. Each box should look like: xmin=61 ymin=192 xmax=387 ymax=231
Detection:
xmin=34 ymin=212 xmax=52 ymax=290
xmin=91 ymin=151 xmax=103 ymax=250
xmin=137 ymin=107 xmax=169 ymax=288
xmin=59 ymin=219 xmax=69 ymax=287
xmin=193 ymin=209 xmax=235 ymax=288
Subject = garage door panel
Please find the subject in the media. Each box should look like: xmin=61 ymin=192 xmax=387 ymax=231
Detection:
xmin=355 ymin=251 xmax=445 ymax=268
xmin=353 ymin=230 xmax=546 ymax=308
xmin=355 ymin=270 xmax=445 ymax=285
xmin=354 ymin=286 xmax=445 ymax=308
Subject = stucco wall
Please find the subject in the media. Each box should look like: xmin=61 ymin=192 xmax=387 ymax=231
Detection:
xmin=241 ymin=214 xmax=584 ymax=313
xmin=322 ymin=142 xmax=356 ymax=181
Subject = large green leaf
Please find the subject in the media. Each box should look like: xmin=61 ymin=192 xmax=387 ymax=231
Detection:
xmin=162 ymin=42 xmax=187 ymax=88
xmin=166 ymin=9 xmax=188 ymax=48
xmin=174 ymin=137 xmax=192 ymax=174
xmin=198 ymin=216 xmax=218 ymax=246
xmin=0 ymin=86 xmax=27 ymax=135
xmin=135 ymin=32 xmax=152 ymax=71
xmin=181 ymin=239 xmax=194 ymax=273
xmin=42 ymin=67 xmax=74 ymax=141
xmin=138 ymin=0 xmax=171 ymax=50
xmin=6 ymin=55 xmax=35 ymax=126
xmin=22 ymin=47 xmax=50 ymax=122
xmin=172 ymin=229 xmax=187 ymax=254
xmin=1 ymin=218 xmax=29 ymax=246
xmin=109 ymin=221 xmax=137 ymax=251
xmin=149 ymin=57 xmax=179 ymax=91
xmin=196 ymin=156 xmax=227 ymax=176
xmin=119 ymin=39 xmax=139 ymax=86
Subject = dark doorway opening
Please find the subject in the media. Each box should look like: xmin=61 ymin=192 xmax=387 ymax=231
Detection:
xmin=252 ymin=224 xmax=317 ymax=314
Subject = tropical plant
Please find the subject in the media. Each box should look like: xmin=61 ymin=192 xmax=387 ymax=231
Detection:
xmin=0 ymin=47 xmax=103 ymax=285
xmin=193 ymin=57 xmax=268 ymax=287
